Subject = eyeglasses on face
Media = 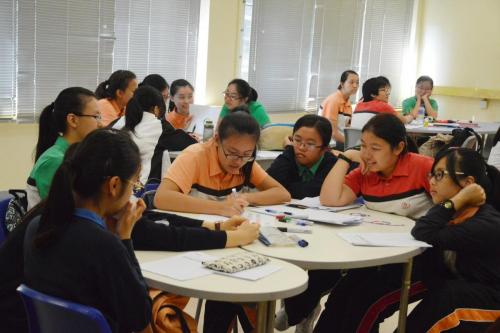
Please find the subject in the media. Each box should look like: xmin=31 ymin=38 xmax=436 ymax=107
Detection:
xmin=222 ymin=91 xmax=241 ymax=101
xmin=220 ymin=145 xmax=255 ymax=162
xmin=76 ymin=113 xmax=102 ymax=122
xmin=427 ymin=170 xmax=465 ymax=182
xmin=292 ymin=137 xmax=323 ymax=151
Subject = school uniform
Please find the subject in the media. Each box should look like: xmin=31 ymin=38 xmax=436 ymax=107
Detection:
xmin=164 ymin=139 xmax=268 ymax=199
xmin=319 ymin=90 xmax=352 ymax=132
xmin=314 ymin=204 xmax=500 ymax=333
xmin=26 ymin=136 xmax=69 ymax=210
xmin=113 ymin=113 xmax=197 ymax=183
xmin=401 ymin=96 xmax=439 ymax=116
xmin=23 ymin=211 xmax=151 ymax=333
xmin=351 ymin=100 xmax=397 ymax=129
xmin=266 ymin=145 xmax=337 ymax=199
xmin=98 ymin=98 xmax=124 ymax=127
xmin=219 ymin=101 xmax=271 ymax=128
xmin=166 ymin=109 xmax=192 ymax=130
xmin=0 ymin=211 xmax=226 ymax=333
xmin=344 ymin=152 xmax=434 ymax=219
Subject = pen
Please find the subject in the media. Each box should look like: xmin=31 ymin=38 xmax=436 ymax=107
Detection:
xmin=264 ymin=209 xmax=308 ymax=219
xmin=190 ymin=124 xmax=197 ymax=133
xmin=277 ymin=227 xmax=312 ymax=234
xmin=293 ymin=219 xmax=314 ymax=226
xmin=289 ymin=234 xmax=308 ymax=247
xmin=258 ymin=233 xmax=271 ymax=246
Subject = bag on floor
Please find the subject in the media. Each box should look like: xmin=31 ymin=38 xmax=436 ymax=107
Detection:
xmin=149 ymin=289 xmax=198 ymax=333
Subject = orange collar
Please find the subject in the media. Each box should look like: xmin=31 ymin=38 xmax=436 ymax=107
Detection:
xmin=449 ymin=206 xmax=479 ymax=225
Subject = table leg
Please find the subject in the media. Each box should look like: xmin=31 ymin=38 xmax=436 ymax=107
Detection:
xmin=397 ymin=258 xmax=413 ymax=333
xmin=256 ymin=301 xmax=268 ymax=333
xmin=266 ymin=300 xmax=276 ymax=332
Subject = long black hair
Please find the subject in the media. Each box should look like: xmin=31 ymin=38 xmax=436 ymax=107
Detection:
xmin=95 ymin=70 xmax=136 ymax=100
xmin=433 ymin=147 xmax=500 ymax=211
xmin=218 ymin=112 xmax=261 ymax=187
xmin=168 ymin=79 xmax=194 ymax=111
xmin=140 ymin=74 xmax=169 ymax=93
xmin=124 ymin=86 xmax=166 ymax=133
xmin=35 ymin=87 xmax=96 ymax=162
xmin=34 ymin=129 xmax=141 ymax=248
xmin=293 ymin=114 xmax=332 ymax=147
xmin=362 ymin=113 xmax=408 ymax=154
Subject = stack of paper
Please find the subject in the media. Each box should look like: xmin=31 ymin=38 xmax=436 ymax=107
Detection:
xmin=338 ymin=233 xmax=432 ymax=247
xmin=291 ymin=197 xmax=363 ymax=212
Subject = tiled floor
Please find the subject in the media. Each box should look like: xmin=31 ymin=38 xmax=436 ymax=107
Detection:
xmin=185 ymin=295 xmax=417 ymax=332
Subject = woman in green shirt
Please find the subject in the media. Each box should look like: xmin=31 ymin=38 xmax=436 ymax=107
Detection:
xmin=402 ymin=75 xmax=438 ymax=119
xmin=219 ymin=79 xmax=270 ymax=128
xmin=27 ymin=87 xmax=102 ymax=209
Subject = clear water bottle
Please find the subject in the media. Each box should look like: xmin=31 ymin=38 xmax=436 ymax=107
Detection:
xmin=202 ymin=120 xmax=214 ymax=142
xmin=417 ymin=106 xmax=425 ymax=124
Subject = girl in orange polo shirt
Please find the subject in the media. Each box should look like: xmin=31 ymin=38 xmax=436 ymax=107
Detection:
xmin=154 ymin=112 xmax=291 ymax=217
xmin=165 ymin=79 xmax=195 ymax=130
xmin=319 ymin=70 xmax=359 ymax=149
xmin=95 ymin=70 xmax=138 ymax=126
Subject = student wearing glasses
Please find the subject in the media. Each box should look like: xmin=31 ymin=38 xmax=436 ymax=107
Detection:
xmin=218 ymin=78 xmax=270 ymax=128
xmin=351 ymin=76 xmax=414 ymax=128
xmin=154 ymin=112 xmax=290 ymax=217
xmin=27 ymin=87 xmax=102 ymax=209
xmin=314 ymin=148 xmax=500 ymax=332
xmin=267 ymin=114 xmax=338 ymax=199
xmin=402 ymin=75 xmax=438 ymax=119
xmin=95 ymin=70 xmax=138 ymax=126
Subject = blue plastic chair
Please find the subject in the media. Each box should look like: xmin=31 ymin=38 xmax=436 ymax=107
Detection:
xmin=0 ymin=196 xmax=12 ymax=244
xmin=17 ymin=284 xmax=112 ymax=333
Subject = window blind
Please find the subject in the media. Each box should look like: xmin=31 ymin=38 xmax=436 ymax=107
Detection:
xmin=0 ymin=0 xmax=16 ymax=118
xmin=243 ymin=0 xmax=415 ymax=112
xmin=16 ymin=0 xmax=114 ymax=122
xmin=113 ymin=0 xmax=200 ymax=85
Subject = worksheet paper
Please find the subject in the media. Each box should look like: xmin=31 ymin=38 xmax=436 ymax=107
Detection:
xmin=338 ymin=233 xmax=432 ymax=247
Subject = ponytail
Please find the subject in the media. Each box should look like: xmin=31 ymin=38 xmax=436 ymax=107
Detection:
xmin=34 ymin=161 xmax=75 ymax=248
xmin=35 ymin=103 xmax=57 ymax=161
xmin=35 ymin=87 xmax=95 ymax=162
xmin=95 ymin=70 xmax=136 ymax=100
xmin=124 ymin=85 xmax=165 ymax=133
xmin=248 ymin=87 xmax=258 ymax=102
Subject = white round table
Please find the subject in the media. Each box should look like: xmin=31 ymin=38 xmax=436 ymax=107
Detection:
xmin=405 ymin=122 xmax=500 ymax=135
xmin=136 ymin=248 xmax=308 ymax=333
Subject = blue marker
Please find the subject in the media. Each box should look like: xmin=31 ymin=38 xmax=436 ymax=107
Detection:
xmin=258 ymin=233 xmax=271 ymax=246
xmin=289 ymin=234 xmax=309 ymax=247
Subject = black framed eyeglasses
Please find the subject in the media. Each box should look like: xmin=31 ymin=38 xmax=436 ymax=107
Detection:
xmin=427 ymin=170 xmax=465 ymax=182
xmin=220 ymin=145 xmax=255 ymax=162
xmin=292 ymin=137 xmax=323 ymax=151
xmin=77 ymin=114 xmax=102 ymax=122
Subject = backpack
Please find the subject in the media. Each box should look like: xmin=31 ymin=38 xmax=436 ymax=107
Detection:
xmin=444 ymin=127 xmax=483 ymax=153
xmin=5 ymin=189 xmax=28 ymax=232
xmin=149 ymin=289 xmax=198 ymax=333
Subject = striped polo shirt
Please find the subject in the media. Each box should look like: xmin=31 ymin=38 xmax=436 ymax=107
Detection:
xmin=344 ymin=152 xmax=434 ymax=219
xmin=165 ymin=139 xmax=268 ymax=201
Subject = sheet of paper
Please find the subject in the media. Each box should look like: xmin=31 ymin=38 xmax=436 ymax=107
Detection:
xmin=256 ymin=151 xmax=281 ymax=160
xmin=185 ymin=104 xmax=221 ymax=135
xmin=214 ymin=264 xmax=281 ymax=281
xmin=249 ymin=205 xmax=362 ymax=225
xmin=140 ymin=252 xmax=218 ymax=281
xmin=338 ymin=232 xmax=432 ymax=247
xmin=291 ymin=197 xmax=363 ymax=212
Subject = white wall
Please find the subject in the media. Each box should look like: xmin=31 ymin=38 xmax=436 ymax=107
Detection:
xmin=418 ymin=0 xmax=500 ymax=121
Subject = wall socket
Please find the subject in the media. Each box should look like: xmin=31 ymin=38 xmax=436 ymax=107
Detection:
xmin=479 ymin=99 xmax=488 ymax=110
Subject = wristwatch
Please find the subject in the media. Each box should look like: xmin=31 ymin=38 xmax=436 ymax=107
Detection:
xmin=442 ymin=199 xmax=455 ymax=211
xmin=338 ymin=154 xmax=353 ymax=166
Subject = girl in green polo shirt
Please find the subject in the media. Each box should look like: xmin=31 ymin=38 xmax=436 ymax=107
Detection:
xmin=402 ymin=75 xmax=438 ymax=119
xmin=27 ymin=87 xmax=102 ymax=209
xmin=219 ymin=79 xmax=270 ymax=128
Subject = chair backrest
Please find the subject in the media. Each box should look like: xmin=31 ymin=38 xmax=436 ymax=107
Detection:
xmin=17 ymin=284 xmax=112 ymax=333
xmin=344 ymin=128 xmax=363 ymax=150
xmin=0 ymin=196 xmax=12 ymax=244
xmin=350 ymin=112 xmax=375 ymax=129
xmin=259 ymin=124 xmax=294 ymax=151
